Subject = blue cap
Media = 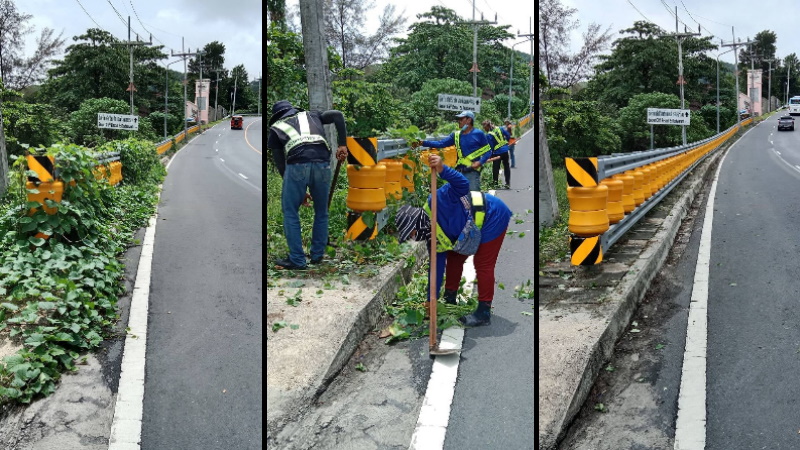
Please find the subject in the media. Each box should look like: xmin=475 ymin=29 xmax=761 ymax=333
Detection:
xmin=455 ymin=110 xmax=475 ymax=119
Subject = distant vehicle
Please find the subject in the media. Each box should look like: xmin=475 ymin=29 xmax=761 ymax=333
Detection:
xmin=789 ymin=96 xmax=800 ymax=116
xmin=231 ymin=115 xmax=243 ymax=130
xmin=778 ymin=115 xmax=795 ymax=131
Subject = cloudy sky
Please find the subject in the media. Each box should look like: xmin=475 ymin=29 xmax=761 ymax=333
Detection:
xmin=562 ymin=0 xmax=798 ymax=66
xmin=284 ymin=0 xmax=536 ymax=52
xmin=17 ymin=0 xmax=262 ymax=81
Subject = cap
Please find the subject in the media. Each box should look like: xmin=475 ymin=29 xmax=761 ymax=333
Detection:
xmin=455 ymin=110 xmax=475 ymax=119
xmin=269 ymin=100 xmax=296 ymax=125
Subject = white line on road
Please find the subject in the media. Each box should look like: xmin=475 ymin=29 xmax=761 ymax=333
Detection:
xmin=408 ymin=191 xmax=494 ymax=450
xmin=673 ymin=133 xmax=733 ymax=450
xmin=238 ymin=173 xmax=249 ymax=180
xmin=220 ymin=158 xmax=225 ymax=162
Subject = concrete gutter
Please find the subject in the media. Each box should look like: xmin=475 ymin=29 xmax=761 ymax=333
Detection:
xmin=537 ymin=126 xmax=749 ymax=449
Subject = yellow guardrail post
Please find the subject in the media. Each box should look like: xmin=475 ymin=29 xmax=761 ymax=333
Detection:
xmin=566 ymin=157 xmax=606 ymax=265
xmin=345 ymin=136 xmax=383 ymax=241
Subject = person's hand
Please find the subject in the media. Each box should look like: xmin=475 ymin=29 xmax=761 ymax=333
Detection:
xmin=429 ymin=154 xmax=443 ymax=173
xmin=301 ymin=193 xmax=313 ymax=207
xmin=336 ymin=145 xmax=348 ymax=162
xmin=471 ymin=161 xmax=481 ymax=169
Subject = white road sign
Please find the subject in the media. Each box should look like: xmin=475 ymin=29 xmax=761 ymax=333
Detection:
xmin=438 ymin=94 xmax=481 ymax=113
xmin=98 ymin=113 xmax=139 ymax=130
xmin=647 ymin=108 xmax=690 ymax=126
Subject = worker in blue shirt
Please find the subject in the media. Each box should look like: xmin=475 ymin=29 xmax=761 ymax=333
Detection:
xmin=482 ymin=119 xmax=511 ymax=188
xmin=394 ymin=154 xmax=513 ymax=326
xmin=413 ymin=110 xmax=491 ymax=191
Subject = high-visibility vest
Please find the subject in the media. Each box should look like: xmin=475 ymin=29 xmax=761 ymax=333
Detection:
xmin=488 ymin=127 xmax=508 ymax=151
xmin=270 ymin=111 xmax=329 ymax=154
xmin=454 ymin=131 xmax=491 ymax=168
xmin=424 ymin=191 xmax=486 ymax=252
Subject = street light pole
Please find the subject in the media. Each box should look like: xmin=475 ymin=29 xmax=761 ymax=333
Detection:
xmin=164 ymin=59 xmax=181 ymax=139
xmin=507 ymin=39 xmax=530 ymax=119
xmin=717 ymin=47 xmax=734 ymax=134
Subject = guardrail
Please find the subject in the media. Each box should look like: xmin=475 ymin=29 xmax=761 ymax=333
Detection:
xmin=155 ymin=124 xmax=202 ymax=155
xmin=566 ymin=117 xmax=754 ymax=265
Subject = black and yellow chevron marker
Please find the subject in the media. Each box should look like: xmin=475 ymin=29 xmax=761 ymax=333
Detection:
xmin=569 ymin=235 xmax=603 ymax=266
xmin=26 ymin=155 xmax=55 ymax=182
xmin=565 ymin=157 xmax=599 ymax=187
xmin=346 ymin=211 xmax=378 ymax=241
xmin=347 ymin=137 xmax=378 ymax=166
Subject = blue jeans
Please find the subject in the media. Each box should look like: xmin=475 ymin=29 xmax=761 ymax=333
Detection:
xmin=282 ymin=162 xmax=332 ymax=266
xmin=509 ymin=144 xmax=516 ymax=167
xmin=463 ymin=170 xmax=481 ymax=191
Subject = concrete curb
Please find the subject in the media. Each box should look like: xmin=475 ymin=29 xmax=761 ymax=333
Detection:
xmin=316 ymin=241 xmax=429 ymax=395
xmin=266 ymin=241 xmax=429 ymax=439
xmin=539 ymin=125 xmax=752 ymax=449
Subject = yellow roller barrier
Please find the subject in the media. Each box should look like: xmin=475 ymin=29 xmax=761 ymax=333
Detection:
xmin=567 ymin=185 xmax=609 ymax=237
xmin=600 ymin=178 xmax=624 ymax=224
xmin=612 ymin=173 xmax=635 ymax=214
xmin=627 ymin=169 xmax=645 ymax=206
xmin=347 ymin=164 xmax=386 ymax=189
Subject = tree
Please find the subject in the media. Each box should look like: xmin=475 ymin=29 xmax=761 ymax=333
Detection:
xmin=68 ymin=97 xmax=156 ymax=147
xmin=40 ymin=29 xmax=168 ymax=114
xmin=188 ymin=41 xmax=227 ymax=82
xmin=324 ymin=0 xmax=407 ymax=72
xmin=543 ymin=96 xmax=622 ymax=163
xmin=266 ymin=22 xmax=307 ymax=111
xmin=375 ymin=6 xmax=513 ymax=96
xmin=1 ymin=101 xmax=68 ymax=158
xmin=617 ymin=92 xmax=680 ymax=150
xmin=0 ymin=0 xmax=65 ymax=91
xmin=583 ymin=21 xmax=717 ymax=110
xmin=267 ymin=0 xmax=288 ymax=27
xmin=332 ymin=68 xmax=401 ymax=137
xmin=538 ymin=0 xmax=612 ymax=88
xmin=406 ymin=77 xmax=473 ymax=131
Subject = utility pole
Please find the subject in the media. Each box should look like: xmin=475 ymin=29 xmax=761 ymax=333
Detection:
xmin=659 ymin=8 xmax=700 ymax=145
xmin=766 ymin=58 xmax=777 ymax=113
xmin=232 ymin=75 xmax=238 ymax=116
xmin=171 ymin=39 xmax=198 ymax=141
xmin=197 ymin=50 xmax=206 ymax=133
xmin=788 ymin=63 xmax=791 ymax=105
xmin=258 ymin=74 xmax=262 ymax=116
xmin=721 ymin=30 xmax=755 ymax=128
xmin=518 ymin=18 xmax=535 ymax=120
xmin=114 ymin=17 xmax=152 ymax=117
xmin=459 ymin=4 xmax=497 ymax=98
xmin=164 ymin=59 xmax=181 ymax=139
xmin=213 ymin=69 xmax=221 ymax=121
xmin=299 ymin=0 xmax=332 ymax=111
xmin=507 ymin=39 xmax=530 ymax=119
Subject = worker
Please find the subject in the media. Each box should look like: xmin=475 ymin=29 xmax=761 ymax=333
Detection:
xmin=413 ymin=110 xmax=491 ymax=191
xmin=482 ymin=119 xmax=511 ymax=188
xmin=267 ymin=100 xmax=349 ymax=270
xmin=504 ymin=119 xmax=518 ymax=168
xmin=395 ymin=154 xmax=512 ymax=326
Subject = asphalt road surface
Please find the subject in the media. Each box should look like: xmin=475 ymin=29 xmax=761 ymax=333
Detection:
xmin=141 ymin=118 xmax=263 ymax=449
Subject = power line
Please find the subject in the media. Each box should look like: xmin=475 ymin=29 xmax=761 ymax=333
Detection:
xmin=659 ymin=0 xmax=691 ymax=31
xmin=74 ymin=0 xmax=107 ymax=33
xmin=129 ymin=0 xmax=167 ymax=46
xmin=626 ymin=0 xmax=656 ymax=25
xmin=106 ymin=0 xmax=130 ymax=29
xmin=678 ymin=0 xmax=716 ymax=39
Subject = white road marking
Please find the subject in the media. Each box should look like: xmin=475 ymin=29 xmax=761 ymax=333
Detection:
xmin=674 ymin=133 xmax=739 ymax=449
xmin=408 ymin=191 xmax=495 ymax=450
xmin=220 ymin=158 xmax=225 ymax=162
xmin=238 ymin=173 xmax=249 ymax=180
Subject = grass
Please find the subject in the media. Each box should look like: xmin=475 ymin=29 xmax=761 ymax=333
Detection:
xmin=537 ymin=166 xmax=570 ymax=267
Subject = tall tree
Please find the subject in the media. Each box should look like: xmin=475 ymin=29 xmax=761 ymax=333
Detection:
xmin=267 ymin=0 xmax=287 ymax=27
xmin=538 ymin=0 xmax=612 ymax=88
xmin=0 ymin=0 xmax=65 ymax=90
xmin=324 ymin=0 xmax=407 ymax=71
xmin=188 ymin=41 xmax=227 ymax=81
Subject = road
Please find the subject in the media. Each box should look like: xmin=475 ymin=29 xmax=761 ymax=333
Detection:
xmin=141 ymin=118 xmax=263 ymax=448
xmin=559 ymin=114 xmax=800 ymax=449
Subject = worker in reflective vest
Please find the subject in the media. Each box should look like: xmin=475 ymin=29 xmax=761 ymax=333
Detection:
xmin=504 ymin=119 xmax=518 ymax=168
xmin=394 ymin=154 xmax=513 ymax=326
xmin=482 ymin=119 xmax=511 ymax=188
xmin=413 ymin=110 xmax=491 ymax=191
xmin=267 ymin=100 xmax=349 ymax=271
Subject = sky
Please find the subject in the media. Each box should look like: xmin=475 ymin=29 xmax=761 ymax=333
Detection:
xmin=284 ymin=0 xmax=536 ymax=52
xmin=561 ymin=0 xmax=799 ymax=68
xmin=16 ymin=0 xmax=262 ymax=82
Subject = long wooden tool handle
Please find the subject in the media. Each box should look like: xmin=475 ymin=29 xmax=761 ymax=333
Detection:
xmin=327 ymin=158 xmax=344 ymax=210
xmin=429 ymin=167 xmax=438 ymax=350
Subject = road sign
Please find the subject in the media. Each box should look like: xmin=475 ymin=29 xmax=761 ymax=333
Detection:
xmin=98 ymin=113 xmax=139 ymax=131
xmin=646 ymin=108 xmax=691 ymax=126
xmin=438 ymin=94 xmax=481 ymax=113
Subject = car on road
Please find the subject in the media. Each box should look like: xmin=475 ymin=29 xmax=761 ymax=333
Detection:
xmin=778 ymin=115 xmax=795 ymax=131
xmin=231 ymin=115 xmax=243 ymax=130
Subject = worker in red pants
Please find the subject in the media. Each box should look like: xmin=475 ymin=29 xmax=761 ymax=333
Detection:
xmin=395 ymin=154 xmax=512 ymax=326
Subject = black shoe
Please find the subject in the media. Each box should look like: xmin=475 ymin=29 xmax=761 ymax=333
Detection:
xmin=309 ymin=256 xmax=323 ymax=264
xmin=459 ymin=301 xmax=492 ymax=327
xmin=442 ymin=289 xmax=458 ymax=305
xmin=275 ymin=257 xmax=307 ymax=270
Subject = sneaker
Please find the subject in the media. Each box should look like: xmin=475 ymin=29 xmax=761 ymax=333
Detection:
xmin=459 ymin=301 xmax=492 ymax=327
xmin=275 ymin=257 xmax=307 ymax=270
xmin=309 ymin=256 xmax=323 ymax=264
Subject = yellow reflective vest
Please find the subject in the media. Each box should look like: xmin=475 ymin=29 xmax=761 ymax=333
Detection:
xmin=423 ymin=191 xmax=486 ymax=252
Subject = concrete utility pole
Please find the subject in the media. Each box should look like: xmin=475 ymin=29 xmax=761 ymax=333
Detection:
xmin=507 ymin=39 xmax=530 ymax=119
xmin=164 ymin=59 xmax=182 ymax=139
xmin=213 ymin=68 xmax=221 ymax=121
xmin=258 ymin=74 xmax=262 ymax=116
xmin=766 ymin=58 xmax=777 ymax=113
xmin=716 ymin=46 xmax=735 ymax=134
xmin=299 ymin=0 xmax=332 ymax=111
xmin=538 ymin=101 xmax=558 ymax=228
xmin=459 ymin=3 xmax=497 ymax=98
xmin=171 ymin=38 xmax=198 ymax=140
xmin=659 ymin=8 xmax=700 ymax=146
xmin=518 ymin=18 xmax=535 ymax=120
xmin=788 ymin=63 xmax=792 ymax=105
xmin=115 ymin=17 xmax=152 ymax=117
xmin=721 ymin=29 xmax=755 ymax=128
xmin=232 ymin=76 xmax=238 ymax=116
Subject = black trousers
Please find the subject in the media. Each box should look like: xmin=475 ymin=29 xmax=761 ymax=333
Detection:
xmin=492 ymin=152 xmax=511 ymax=186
